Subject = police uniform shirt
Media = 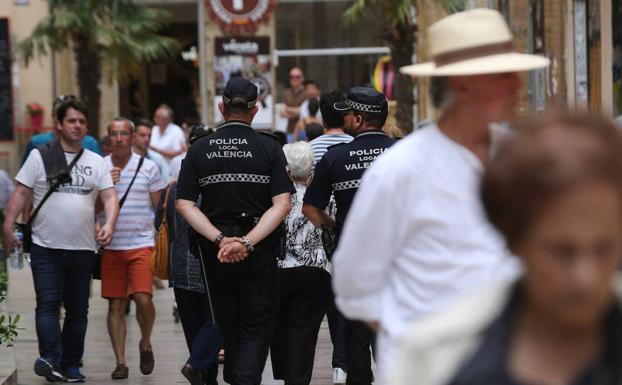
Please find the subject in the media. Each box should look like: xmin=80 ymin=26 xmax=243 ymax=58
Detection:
xmin=176 ymin=120 xmax=295 ymax=221
xmin=303 ymin=130 xmax=395 ymax=231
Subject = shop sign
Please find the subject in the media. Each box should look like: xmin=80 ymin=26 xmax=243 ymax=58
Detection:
xmin=213 ymin=36 xmax=273 ymax=129
xmin=215 ymin=37 xmax=270 ymax=56
xmin=206 ymin=0 xmax=276 ymax=33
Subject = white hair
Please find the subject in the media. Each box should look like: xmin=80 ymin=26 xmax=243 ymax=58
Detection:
xmin=156 ymin=104 xmax=173 ymax=119
xmin=283 ymin=142 xmax=314 ymax=181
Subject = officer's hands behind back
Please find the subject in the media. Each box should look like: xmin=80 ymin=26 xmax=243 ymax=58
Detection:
xmin=217 ymin=237 xmax=249 ymax=263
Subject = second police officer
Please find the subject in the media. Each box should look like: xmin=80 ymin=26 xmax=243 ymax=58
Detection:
xmin=176 ymin=77 xmax=295 ymax=385
xmin=302 ymin=87 xmax=396 ymax=385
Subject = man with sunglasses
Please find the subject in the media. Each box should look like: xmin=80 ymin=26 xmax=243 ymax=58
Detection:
xmin=21 ymin=95 xmax=103 ymax=166
xmin=302 ymin=87 xmax=396 ymax=385
xmin=280 ymin=67 xmax=307 ymax=136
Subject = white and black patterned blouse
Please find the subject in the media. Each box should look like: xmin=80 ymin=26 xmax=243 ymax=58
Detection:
xmin=279 ymin=183 xmax=330 ymax=272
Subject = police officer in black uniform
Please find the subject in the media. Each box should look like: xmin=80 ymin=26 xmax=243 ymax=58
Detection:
xmin=302 ymin=87 xmax=395 ymax=385
xmin=176 ymin=77 xmax=295 ymax=385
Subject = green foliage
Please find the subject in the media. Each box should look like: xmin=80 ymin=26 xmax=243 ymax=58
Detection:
xmin=18 ymin=0 xmax=178 ymax=84
xmin=438 ymin=0 xmax=467 ymax=13
xmin=343 ymin=0 xmax=466 ymax=25
xmin=0 ymin=258 xmax=6 ymax=293
xmin=343 ymin=0 xmax=413 ymax=27
xmin=0 ymin=258 xmax=21 ymax=346
xmin=0 ymin=303 xmax=21 ymax=346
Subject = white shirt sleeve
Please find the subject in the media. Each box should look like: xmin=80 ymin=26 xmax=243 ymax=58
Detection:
xmin=96 ymin=157 xmax=114 ymax=191
xmin=299 ymin=100 xmax=309 ymax=121
xmin=333 ymin=163 xmax=408 ymax=322
xmin=15 ymin=149 xmax=43 ymax=188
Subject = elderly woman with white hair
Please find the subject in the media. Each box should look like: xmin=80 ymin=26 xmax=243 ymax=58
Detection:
xmin=270 ymin=141 xmax=331 ymax=385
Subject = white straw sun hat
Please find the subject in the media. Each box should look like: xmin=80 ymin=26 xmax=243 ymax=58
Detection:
xmin=401 ymin=8 xmax=550 ymax=77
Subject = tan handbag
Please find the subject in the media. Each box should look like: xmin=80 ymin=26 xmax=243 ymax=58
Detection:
xmin=150 ymin=182 xmax=174 ymax=279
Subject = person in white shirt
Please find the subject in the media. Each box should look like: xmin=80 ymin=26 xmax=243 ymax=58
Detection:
xmin=331 ymin=9 xmax=550 ymax=383
xmin=2 ymin=99 xmax=118 ymax=383
xmin=150 ymin=104 xmax=187 ymax=162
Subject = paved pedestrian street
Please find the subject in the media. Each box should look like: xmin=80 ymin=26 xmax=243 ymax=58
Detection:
xmin=8 ymin=266 xmax=333 ymax=385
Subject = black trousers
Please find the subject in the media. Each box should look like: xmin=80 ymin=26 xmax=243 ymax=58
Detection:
xmin=327 ymin=289 xmax=347 ymax=370
xmin=174 ymin=287 xmax=219 ymax=385
xmin=345 ymin=320 xmax=375 ymax=385
xmin=270 ymin=266 xmax=331 ymax=385
xmin=206 ymin=255 xmax=279 ymax=385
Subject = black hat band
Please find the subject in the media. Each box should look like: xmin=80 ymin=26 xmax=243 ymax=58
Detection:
xmin=223 ymin=95 xmax=257 ymax=109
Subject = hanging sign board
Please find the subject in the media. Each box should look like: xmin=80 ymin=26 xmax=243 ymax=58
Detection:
xmin=214 ymin=36 xmax=273 ymax=129
xmin=206 ymin=0 xmax=276 ymax=33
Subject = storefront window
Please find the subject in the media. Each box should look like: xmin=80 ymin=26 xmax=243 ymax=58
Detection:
xmin=275 ymin=0 xmax=386 ymax=97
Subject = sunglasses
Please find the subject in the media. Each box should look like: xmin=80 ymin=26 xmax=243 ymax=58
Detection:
xmin=110 ymin=131 xmax=132 ymax=137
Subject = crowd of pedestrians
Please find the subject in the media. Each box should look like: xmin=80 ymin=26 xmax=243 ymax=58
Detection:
xmin=5 ymin=7 xmax=622 ymax=385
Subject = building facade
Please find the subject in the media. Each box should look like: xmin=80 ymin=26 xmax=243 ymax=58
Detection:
xmin=3 ymin=1 xmax=622 ymax=173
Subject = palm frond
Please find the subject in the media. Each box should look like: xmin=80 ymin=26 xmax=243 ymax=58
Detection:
xmin=19 ymin=0 xmax=178 ymax=84
xmin=438 ymin=0 xmax=466 ymax=13
xmin=343 ymin=0 xmax=413 ymax=27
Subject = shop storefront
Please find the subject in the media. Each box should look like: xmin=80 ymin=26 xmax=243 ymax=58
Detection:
xmin=490 ymin=0 xmax=620 ymax=117
xmin=122 ymin=0 xmax=391 ymax=130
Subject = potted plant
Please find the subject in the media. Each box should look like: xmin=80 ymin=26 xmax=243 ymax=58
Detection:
xmin=26 ymin=102 xmax=45 ymax=128
xmin=0 ymin=257 xmax=20 ymax=346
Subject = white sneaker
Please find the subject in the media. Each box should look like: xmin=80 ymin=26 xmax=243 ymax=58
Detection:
xmin=333 ymin=367 xmax=347 ymax=384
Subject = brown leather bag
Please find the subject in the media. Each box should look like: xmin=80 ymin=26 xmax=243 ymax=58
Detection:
xmin=150 ymin=182 xmax=174 ymax=280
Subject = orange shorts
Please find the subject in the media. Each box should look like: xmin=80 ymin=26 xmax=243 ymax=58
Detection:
xmin=101 ymin=247 xmax=154 ymax=299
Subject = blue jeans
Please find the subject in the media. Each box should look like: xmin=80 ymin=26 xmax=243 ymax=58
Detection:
xmin=174 ymin=287 xmax=220 ymax=384
xmin=30 ymin=244 xmax=96 ymax=369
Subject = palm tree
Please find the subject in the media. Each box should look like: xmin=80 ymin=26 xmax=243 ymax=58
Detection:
xmin=18 ymin=0 xmax=178 ymax=136
xmin=344 ymin=0 xmax=465 ymax=133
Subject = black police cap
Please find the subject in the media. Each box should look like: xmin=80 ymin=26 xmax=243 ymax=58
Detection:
xmin=223 ymin=77 xmax=258 ymax=109
xmin=334 ymin=87 xmax=388 ymax=114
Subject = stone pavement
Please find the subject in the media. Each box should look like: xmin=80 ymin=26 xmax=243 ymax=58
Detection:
xmin=7 ymin=265 xmax=334 ymax=385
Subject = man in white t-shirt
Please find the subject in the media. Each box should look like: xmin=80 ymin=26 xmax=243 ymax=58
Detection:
xmin=102 ymin=118 xmax=166 ymax=380
xmin=150 ymin=105 xmax=187 ymax=163
xmin=3 ymin=99 xmax=119 ymax=383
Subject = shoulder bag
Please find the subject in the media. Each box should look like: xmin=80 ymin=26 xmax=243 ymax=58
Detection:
xmin=150 ymin=181 xmax=174 ymax=280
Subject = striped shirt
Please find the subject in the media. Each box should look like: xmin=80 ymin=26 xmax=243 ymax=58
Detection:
xmin=309 ymin=133 xmax=353 ymax=163
xmin=105 ymin=153 xmax=166 ymax=250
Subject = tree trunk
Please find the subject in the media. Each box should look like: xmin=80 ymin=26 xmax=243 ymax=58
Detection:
xmin=387 ymin=23 xmax=416 ymax=134
xmin=73 ymin=34 xmax=102 ymax=138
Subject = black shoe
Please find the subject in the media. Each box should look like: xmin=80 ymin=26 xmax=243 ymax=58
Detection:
xmin=181 ymin=364 xmax=204 ymax=385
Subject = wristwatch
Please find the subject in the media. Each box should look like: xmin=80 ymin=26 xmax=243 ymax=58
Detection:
xmin=241 ymin=236 xmax=254 ymax=253
xmin=213 ymin=233 xmax=225 ymax=248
